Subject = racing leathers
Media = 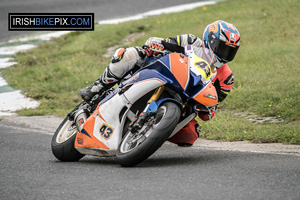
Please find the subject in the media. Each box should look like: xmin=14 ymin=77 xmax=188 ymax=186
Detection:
xmin=80 ymin=34 xmax=234 ymax=146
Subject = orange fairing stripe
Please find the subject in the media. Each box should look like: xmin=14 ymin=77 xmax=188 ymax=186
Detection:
xmin=75 ymin=131 xmax=110 ymax=149
xmin=75 ymin=110 xmax=110 ymax=150
xmin=169 ymin=53 xmax=189 ymax=90
xmin=193 ymin=82 xmax=218 ymax=107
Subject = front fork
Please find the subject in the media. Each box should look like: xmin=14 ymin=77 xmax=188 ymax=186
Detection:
xmin=129 ymin=86 xmax=165 ymax=132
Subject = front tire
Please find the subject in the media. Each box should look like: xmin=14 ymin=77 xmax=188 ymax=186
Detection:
xmin=116 ymin=102 xmax=181 ymax=167
xmin=51 ymin=117 xmax=84 ymax=161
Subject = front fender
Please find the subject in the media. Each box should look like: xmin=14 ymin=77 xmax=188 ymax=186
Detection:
xmin=146 ymin=98 xmax=183 ymax=114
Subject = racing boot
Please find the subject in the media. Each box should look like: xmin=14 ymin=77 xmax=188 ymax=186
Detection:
xmin=80 ymin=67 xmax=119 ymax=102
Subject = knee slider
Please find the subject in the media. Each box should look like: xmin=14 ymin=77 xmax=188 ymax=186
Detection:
xmin=112 ymin=48 xmax=126 ymax=63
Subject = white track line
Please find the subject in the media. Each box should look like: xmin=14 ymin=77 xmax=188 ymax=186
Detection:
xmin=99 ymin=1 xmax=216 ymax=24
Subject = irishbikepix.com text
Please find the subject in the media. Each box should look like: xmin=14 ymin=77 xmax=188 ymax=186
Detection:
xmin=8 ymin=13 xmax=94 ymax=31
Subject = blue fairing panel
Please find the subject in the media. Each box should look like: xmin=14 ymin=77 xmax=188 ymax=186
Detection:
xmin=129 ymin=60 xmax=188 ymax=97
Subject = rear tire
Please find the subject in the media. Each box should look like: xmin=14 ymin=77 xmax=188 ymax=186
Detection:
xmin=116 ymin=102 xmax=180 ymax=167
xmin=51 ymin=117 xmax=84 ymax=161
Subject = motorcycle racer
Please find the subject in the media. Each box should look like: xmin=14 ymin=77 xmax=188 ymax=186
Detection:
xmin=80 ymin=20 xmax=240 ymax=146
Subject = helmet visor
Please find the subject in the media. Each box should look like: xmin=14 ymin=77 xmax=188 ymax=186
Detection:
xmin=209 ymin=32 xmax=239 ymax=62
xmin=213 ymin=40 xmax=239 ymax=62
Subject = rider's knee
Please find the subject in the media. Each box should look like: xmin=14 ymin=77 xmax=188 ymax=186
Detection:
xmin=109 ymin=47 xmax=146 ymax=78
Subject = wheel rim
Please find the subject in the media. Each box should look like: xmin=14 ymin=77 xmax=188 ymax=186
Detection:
xmin=56 ymin=120 xmax=77 ymax=144
xmin=119 ymin=105 xmax=167 ymax=154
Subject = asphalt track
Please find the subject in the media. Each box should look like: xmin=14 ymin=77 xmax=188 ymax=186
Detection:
xmin=1 ymin=122 xmax=300 ymax=200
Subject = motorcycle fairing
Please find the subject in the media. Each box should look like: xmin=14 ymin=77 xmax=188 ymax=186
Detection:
xmin=192 ymin=82 xmax=218 ymax=107
xmin=75 ymin=109 xmax=112 ymax=156
xmin=75 ymin=91 xmax=133 ymax=156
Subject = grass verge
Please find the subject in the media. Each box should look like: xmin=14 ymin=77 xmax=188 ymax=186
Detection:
xmin=2 ymin=0 xmax=299 ymax=144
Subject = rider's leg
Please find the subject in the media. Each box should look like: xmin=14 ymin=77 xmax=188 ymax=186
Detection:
xmin=79 ymin=66 xmax=118 ymax=101
xmin=168 ymin=119 xmax=201 ymax=147
xmin=80 ymin=47 xmax=146 ymax=102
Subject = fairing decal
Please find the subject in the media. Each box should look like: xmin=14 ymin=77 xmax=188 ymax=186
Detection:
xmin=192 ymin=82 xmax=218 ymax=107
xmin=81 ymin=129 xmax=92 ymax=138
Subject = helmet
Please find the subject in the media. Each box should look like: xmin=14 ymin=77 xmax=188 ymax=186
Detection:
xmin=203 ymin=20 xmax=240 ymax=63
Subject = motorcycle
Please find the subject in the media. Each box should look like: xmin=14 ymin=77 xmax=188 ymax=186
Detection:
xmin=51 ymin=44 xmax=218 ymax=167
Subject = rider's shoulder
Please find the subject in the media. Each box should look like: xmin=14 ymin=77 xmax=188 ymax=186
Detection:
xmin=176 ymin=34 xmax=202 ymax=47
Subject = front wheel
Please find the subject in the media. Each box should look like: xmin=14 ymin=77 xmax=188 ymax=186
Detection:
xmin=116 ymin=102 xmax=181 ymax=167
xmin=51 ymin=117 xmax=84 ymax=161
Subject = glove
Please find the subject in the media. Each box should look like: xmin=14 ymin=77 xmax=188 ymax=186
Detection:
xmin=146 ymin=42 xmax=164 ymax=57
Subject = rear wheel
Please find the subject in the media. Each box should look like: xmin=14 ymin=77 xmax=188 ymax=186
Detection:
xmin=116 ymin=102 xmax=180 ymax=167
xmin=51 ymin=117 xmax=84 ymax=161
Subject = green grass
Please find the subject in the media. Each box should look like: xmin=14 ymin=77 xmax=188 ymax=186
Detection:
xmin=199 ymin=112 xmax=300 ymax=144
xmin=2 ymin=0 xmax=300 ymax=143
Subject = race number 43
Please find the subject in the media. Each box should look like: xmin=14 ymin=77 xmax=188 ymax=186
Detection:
xmin=99 ymin=123 xmax=114 ymax=140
